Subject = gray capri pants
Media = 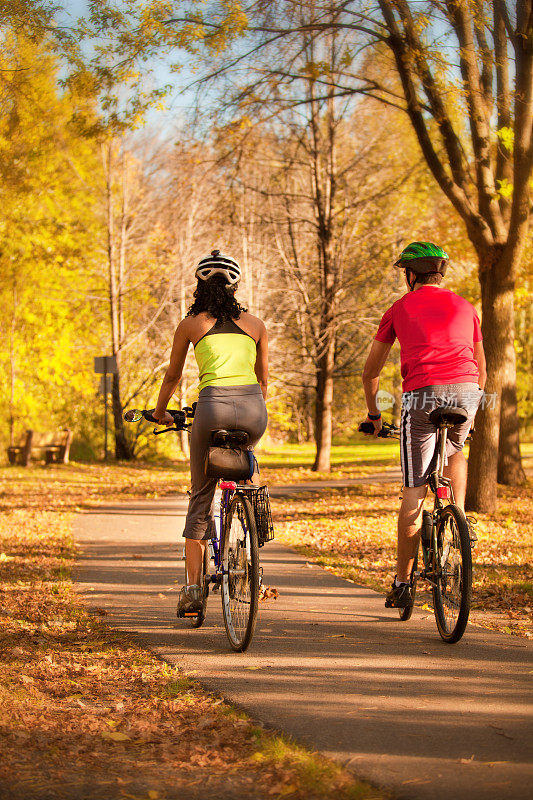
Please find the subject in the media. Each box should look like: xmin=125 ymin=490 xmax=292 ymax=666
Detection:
xmin=400 ymin=383 xmax=482 ymax=488
xmin=183 ymin=384 xmax=268 ymax=540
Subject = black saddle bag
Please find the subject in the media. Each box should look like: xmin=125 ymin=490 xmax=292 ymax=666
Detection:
xmin=205 ymin=447 xmax=256 ymax=482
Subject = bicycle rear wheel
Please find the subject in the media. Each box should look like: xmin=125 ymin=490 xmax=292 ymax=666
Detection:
xmin=221 ymin=493 xmax=259 ymax=652
xmin=432 ymin=504 xmax=472 ymax=643
xmin=190 ymin=545 xmax=210 ymax=629
xmin=399 ymin=549 xmax=418 ymax=621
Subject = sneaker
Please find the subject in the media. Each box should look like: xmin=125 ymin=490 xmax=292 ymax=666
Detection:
xmin=385 ymin=579 xmax=413 ymax=609
xmin=466 ymin=515 xmax=478 ymax=546
xmin=177 ymin=585 xmax=203 ymax=617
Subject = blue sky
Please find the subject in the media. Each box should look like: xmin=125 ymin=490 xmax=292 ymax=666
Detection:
xmin=58 ymin=1 xmax=199 ymax=131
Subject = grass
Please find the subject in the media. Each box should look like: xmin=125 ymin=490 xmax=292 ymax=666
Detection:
xmin=257 ymin=439 xmax=398 ymax=484
xmin=0 ymin=464 xmax=387 ymax=800
xmin=272 ymin=482 xmax=533 ymax=638
xmin=0 ymin=440 xmax=399 ymax=515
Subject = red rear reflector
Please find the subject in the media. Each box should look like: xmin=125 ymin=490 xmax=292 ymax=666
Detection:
xmin=437 ymin=486 xmax=450 ymax=499
xmin=220 ymin=481 xmax=237 ymax=491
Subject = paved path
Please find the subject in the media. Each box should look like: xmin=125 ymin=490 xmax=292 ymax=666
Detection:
xmin=74 ymin=492 xmax=533 ymax=800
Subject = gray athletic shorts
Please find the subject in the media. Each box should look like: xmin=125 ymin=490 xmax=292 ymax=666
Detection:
xmin=183 ymin=384 xmax=268 ymax=540
xmin=400 ymin=383 xmax=482 ymax=488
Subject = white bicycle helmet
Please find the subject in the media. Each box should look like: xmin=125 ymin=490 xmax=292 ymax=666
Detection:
xmin=195 ymin=250 xmax=241 ymax=286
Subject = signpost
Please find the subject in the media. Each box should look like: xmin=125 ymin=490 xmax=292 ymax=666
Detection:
xmin=94 ymin=356 xmax=118 ymax=460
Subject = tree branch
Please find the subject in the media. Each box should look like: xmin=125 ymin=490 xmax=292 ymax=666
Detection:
xmin=378 ymin=0 xmax=490 ymax=248
xmin=444 ymin=0 xmax=506 ymax=241
xmin=494 ymin=0 xmax=513 ymax=221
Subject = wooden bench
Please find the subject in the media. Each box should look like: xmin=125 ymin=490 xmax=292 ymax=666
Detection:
xmin=7 ymin=429 xmax=73 ymax=466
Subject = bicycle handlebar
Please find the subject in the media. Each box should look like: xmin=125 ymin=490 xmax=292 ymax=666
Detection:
xmin=123 ymin=403 xmax=196 ymax=432
xmin=358 ymin=420 xmax=400 ymax=439
xmin=358 ymin=420 xmax=472 ymax=442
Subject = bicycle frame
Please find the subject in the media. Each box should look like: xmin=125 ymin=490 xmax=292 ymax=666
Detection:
xmin=361 ymin=410 xmax=473 ymax=641
xmin=418 ymin=422 xmax=456 ymax=587
xmin=207 ymin=481 xmax=236 ymax=579
xmin=206 ymin=480 xmax=258 ymax=587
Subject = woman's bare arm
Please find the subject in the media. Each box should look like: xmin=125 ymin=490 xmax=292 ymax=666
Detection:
xmin=254 ymin=321 xmax=268 ymax=400
xmin=154 ymin=320 xmax=191 ymax=423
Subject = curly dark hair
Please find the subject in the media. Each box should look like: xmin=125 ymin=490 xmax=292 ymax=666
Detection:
xmin=186 ymin=275 xmax=247 ymax=323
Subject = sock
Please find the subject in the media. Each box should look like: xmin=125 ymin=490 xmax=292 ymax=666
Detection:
xmin=394 ymin=576 xmax=408 ymax=587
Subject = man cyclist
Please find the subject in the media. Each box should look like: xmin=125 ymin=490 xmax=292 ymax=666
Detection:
xmin=361 ymin=242 xmax=486 ymax=609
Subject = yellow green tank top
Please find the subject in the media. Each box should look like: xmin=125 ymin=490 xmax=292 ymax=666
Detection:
xmin=194 ymin=318 xmax=258 ymax=391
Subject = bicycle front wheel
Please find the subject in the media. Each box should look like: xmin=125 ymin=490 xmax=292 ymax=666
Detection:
xmin=221 ymin=493 xmax=259 ymax=652
xmin=432 ymin=504 xmax=472 ymax=643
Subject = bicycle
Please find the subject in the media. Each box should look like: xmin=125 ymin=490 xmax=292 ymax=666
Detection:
xmin=124 ymin=405 xmax=274 ymax=652
xmin=359 ymin=406 xmax=473 ymax=643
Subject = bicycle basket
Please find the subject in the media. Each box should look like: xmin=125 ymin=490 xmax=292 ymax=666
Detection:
xmin=247 ymin=485 xmax=274 ymax=547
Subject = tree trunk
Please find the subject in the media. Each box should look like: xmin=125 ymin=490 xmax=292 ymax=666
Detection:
xmin=111 ymin=370 xmax=132 ymax=460
xmin=305 ymin=387 xmax=314 ymax=442
xmin=495 ymin=242 xmax=526 ymax=484
xmin=466 ymin=247 xmax=523 ymax=510
xmin=9 ymin=275 xmax=17 ymax=448
xmin=104 ymin=141 xmax=133 ymax=461
xmin=498 ymin=337 xmax=526 ymax=485
xmin=178 ymin=266 xmax=190 ymax=458
xmin=313 ymin=332 xmax=335 ymax=472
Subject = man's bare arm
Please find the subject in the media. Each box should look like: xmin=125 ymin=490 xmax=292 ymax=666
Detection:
xmin=362 ymin=340 xmax=393 ymax=434
xmin=473 ymin=340 xmax=486 ymax=390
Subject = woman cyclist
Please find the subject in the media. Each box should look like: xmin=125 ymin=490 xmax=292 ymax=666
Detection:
xmin=153 ymin=250 xmax=268 ymax=616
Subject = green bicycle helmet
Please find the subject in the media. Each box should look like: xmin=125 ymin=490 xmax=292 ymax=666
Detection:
xmin=394 ymin=241 xmax=449 ymax=276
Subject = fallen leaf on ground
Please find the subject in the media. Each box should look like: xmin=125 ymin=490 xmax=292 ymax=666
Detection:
xmin=102 ymin=731 xmax=131 ymax=742
xmin=259 ymin=585 xmax=279 ymax=601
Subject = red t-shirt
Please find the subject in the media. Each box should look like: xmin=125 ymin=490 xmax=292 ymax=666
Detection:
xmin=375 ymin=286 xmax=483 ymax=392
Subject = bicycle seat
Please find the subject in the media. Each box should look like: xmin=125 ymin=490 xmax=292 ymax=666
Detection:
xmin=428 ymin=406 xmax=469 ymax=427
xmin=211 ymin=429 xmax=250 ymax=448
